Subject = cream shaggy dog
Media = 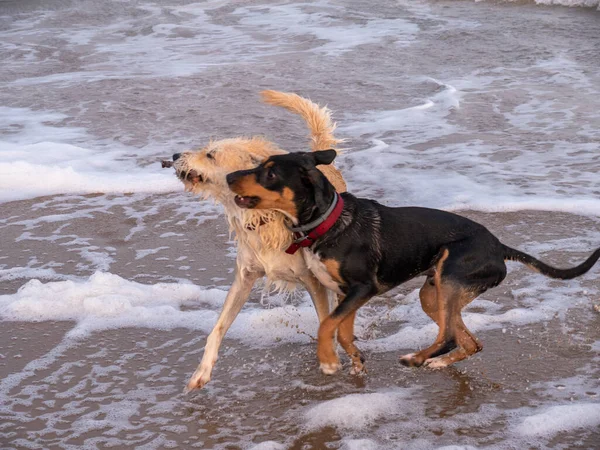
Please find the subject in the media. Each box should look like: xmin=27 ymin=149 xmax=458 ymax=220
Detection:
xmin=170 ymin=90 xmax=347 ymax=391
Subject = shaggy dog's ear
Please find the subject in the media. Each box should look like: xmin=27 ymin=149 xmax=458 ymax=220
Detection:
xmin=250 ymin=156 xmax=263 ymax=166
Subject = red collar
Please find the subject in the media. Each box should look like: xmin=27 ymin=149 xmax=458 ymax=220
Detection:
xmin=285 ymin=193 xmax=344 ymax=255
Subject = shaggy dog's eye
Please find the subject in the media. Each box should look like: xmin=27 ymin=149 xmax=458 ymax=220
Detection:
xmin=206 ymin=152 xmax=215 ymax=160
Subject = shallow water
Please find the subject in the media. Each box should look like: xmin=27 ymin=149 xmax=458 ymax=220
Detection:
xmin=1 ymin=0 xmax=599 ymax=449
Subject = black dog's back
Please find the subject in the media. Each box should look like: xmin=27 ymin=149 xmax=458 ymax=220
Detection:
xmin=340 ymin=194 xmax=504 ymax=290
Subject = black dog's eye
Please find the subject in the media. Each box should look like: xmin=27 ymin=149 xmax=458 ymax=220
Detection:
xmin=266 ymin=168 xmax=276 ymax=180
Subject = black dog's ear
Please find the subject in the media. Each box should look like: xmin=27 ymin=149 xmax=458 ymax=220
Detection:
xmin=304 ymin=167 xmax=329 ymax=208
xmin=313 ymin=149 xmax=337 ymax=166
xmin=302 ymin=149 xmax=336 ymax=167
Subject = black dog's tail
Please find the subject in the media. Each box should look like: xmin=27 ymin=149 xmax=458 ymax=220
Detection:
xmin=502 ymin=244 xmax=600 ymax=280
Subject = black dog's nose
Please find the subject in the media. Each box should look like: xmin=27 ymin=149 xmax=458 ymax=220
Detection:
xmin=172 ymin=153 xmax=181 ymax=161
xmin=227 ymin=168 xmax=254 ymax=186
xmin=226 ymin=173 xmax=237 ymax=186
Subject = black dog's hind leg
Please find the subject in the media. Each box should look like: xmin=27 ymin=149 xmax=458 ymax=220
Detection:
xmin=423 ymin=241 xmax=508 ymax=368
xmin=317 ymin=283 xmax=375 ymax=375
xmin=424 ymin=307 xmax=483 ymax=368
xmin=400 ymin=275 xmax=451 ymax=367
xmin=400 ymin=280 xmax=466 ymax=366
xmin=400 ymin=248 xmax=468 ymax=367
xmin=402 ymin=240 xmax=506 ymax=368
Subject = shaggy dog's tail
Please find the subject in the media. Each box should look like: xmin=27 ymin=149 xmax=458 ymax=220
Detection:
xmin=261 ymin=90 xmax=347 ymax=193
xmin=261 ymin=90 xmax=342 ymax=152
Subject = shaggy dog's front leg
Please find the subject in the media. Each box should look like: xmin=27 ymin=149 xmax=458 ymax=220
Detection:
xmin=299 ymin=272 xmax=334 ymax=323
xmin=186 ymin=268 xmax=262 ymax=391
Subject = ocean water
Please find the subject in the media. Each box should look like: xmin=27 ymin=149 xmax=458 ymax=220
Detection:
xmin=1 ymin=0 xmax=599 ymax=449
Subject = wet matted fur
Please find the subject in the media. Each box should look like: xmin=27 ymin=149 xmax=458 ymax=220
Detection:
xmin=170 ymin=91 xmax=347 ymax=390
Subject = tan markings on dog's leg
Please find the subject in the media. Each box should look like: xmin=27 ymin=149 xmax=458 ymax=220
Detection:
xmin=400 ymin=279 xmax=436 ymax=365
xmin=337 ymin=311 xmax=366 ymax=375
xmin=300 ymin=272 xmax=331 ymax=323
xmin=323 ymin=258 xmax=343 ymax=284
xmin=405 ymin=284 xmax=458 ymax=366
xmin=399 ymin=277 xmax=438 ymax=366
xmin=317 ymin=315 xmax=343 ymax=374
xmin=425 ymin=348 xmax=469 ymax=369
xmin=401 ymin=250 xmax=459 ymax=367
xmin=186 ymin=269 xmax=261 ymax=392
xmin=425 ymin=290 xmax=482 ymax=369
xmin=419 ymin=277 xmax=438 ymax=322
xmin=454 ymin=303 xmax=483 ymax=354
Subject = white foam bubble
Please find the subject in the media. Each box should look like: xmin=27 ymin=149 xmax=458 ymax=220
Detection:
xmin=0 ymin=272 xmax=323 ymax=344
xmin=304 ymin=390 xmax=412 ymax=430
xmin=0 ymin=272 xmax=221 ymax=338
xmin=340 ymin=439 xmax=380 ymax=450
xmin=135 ymin=247 xmax=170 ymax=260
xmin=0 ymin=266 xmax=65 ymax=283
xmin=514 ymin=403 xmax=600 ymax=437
xmin=248 ymin=442 xmax=286 ymax=450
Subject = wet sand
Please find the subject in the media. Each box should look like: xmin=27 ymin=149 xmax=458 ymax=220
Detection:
xmin=1 ymin=195 xmax=599 ymax=449
xmin=1 ymin=0 xmax=600 ymax=447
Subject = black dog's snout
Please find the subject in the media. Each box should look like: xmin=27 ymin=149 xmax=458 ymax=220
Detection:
xmin=172 ymin=153 xmax=182 ymax=161
xmin=227 ymin=168 xmax=255 ymax=187
xmin=226 ymin=172 xmax=238 ymax=186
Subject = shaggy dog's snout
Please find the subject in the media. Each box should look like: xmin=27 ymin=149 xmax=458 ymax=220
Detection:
xmin=180 ymin=169 xmax=202 ymax=184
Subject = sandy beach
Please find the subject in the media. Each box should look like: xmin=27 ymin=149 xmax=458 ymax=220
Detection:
xmin=2 ymin=198 xmax=599 ymax=448
xmin=1 ymin=0 xmax=599 ymax=448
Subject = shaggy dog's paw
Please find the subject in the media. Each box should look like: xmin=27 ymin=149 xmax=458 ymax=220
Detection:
xmin=185 ymin=366 xmax=212 ymax=392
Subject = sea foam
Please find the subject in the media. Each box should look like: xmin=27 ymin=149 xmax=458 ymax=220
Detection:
xmin=0 ymin=107 xmax=179 ymax=203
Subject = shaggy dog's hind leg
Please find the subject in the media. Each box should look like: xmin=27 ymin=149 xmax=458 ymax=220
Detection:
xmin=186 ymin=268 xmax=261 ymax=391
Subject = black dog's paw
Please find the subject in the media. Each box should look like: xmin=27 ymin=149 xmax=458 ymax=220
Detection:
xmin=399 ymin=353 xmax=423 ymax=367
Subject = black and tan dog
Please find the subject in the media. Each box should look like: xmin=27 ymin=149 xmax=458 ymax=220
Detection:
xmin=226 ymin=150 xmax=600 ymax=375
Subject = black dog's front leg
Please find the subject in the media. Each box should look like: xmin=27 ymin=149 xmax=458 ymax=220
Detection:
xmin=316 ymin=283 xmax=375 ymax=375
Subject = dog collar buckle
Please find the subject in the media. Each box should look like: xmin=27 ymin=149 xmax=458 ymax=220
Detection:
xmin=292 ymin=234 xmax=312 ymax=245
xmin=284 ymin=234 xmax=314 ymax=255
